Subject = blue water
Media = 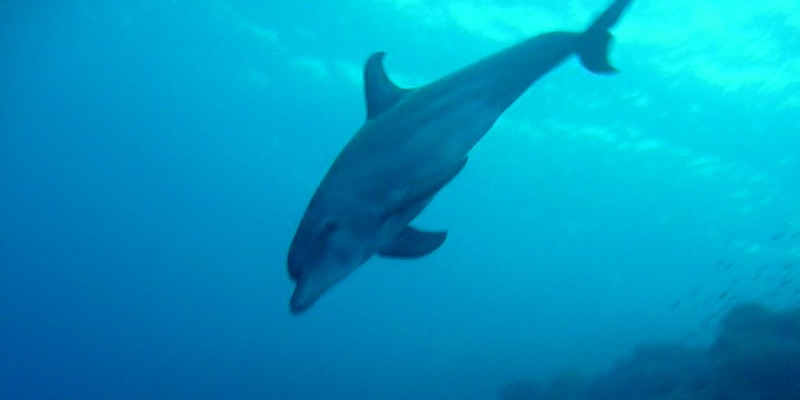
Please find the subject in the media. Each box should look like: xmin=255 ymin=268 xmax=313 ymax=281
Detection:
xmin=2 ymin=1 xmax=799 ymax=399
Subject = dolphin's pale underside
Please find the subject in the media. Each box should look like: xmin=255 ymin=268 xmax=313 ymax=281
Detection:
xmin=286 ymin=0 xmax=636 ymax=314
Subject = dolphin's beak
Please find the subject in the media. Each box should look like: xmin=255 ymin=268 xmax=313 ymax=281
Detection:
xmin=289 ymin=281 xmax=316 ymax=315
xmin=287 ymin=252 xmax=364 ymax=315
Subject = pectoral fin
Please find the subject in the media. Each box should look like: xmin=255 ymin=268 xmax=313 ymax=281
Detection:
xmin=378 ymin=226 xmax=447 ymax=259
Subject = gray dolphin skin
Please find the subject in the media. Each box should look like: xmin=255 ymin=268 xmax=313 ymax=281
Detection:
xmin=287 ymin=0 xmax=635 ymax=314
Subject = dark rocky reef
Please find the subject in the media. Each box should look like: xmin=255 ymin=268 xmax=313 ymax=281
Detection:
xmin=500 ymin=303 xmax=800 ymax=400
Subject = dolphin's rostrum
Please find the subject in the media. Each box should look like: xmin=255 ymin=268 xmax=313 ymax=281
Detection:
xmin=287 ymin=0 xmax=635 ymax=314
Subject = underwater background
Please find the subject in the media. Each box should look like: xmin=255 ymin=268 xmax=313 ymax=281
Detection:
xmin=2 ymin=0 xmax=799 ymax=399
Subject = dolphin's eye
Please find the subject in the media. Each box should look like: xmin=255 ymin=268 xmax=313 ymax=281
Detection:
xmin=319 ymin=218 xmax=339 ymax=236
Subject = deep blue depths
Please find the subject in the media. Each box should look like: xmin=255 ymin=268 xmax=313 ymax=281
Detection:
xmin=2 ymin=1 xmax=799 ymax=399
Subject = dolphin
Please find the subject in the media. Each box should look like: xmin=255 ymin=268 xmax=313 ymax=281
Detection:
xmin=287 ymin=0 xmax=635 ymax=314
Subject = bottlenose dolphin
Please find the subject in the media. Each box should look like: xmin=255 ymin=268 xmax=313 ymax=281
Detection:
xmin=287 ymin=0 xmax=635 ymax=314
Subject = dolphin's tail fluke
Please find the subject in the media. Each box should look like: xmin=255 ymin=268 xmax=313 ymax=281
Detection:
xmin=577 ymin=0 xmax=634 ymax=74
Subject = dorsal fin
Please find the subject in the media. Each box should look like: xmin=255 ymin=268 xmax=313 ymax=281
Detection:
xmin=364 ymin=52 xmax=408 ymax=119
